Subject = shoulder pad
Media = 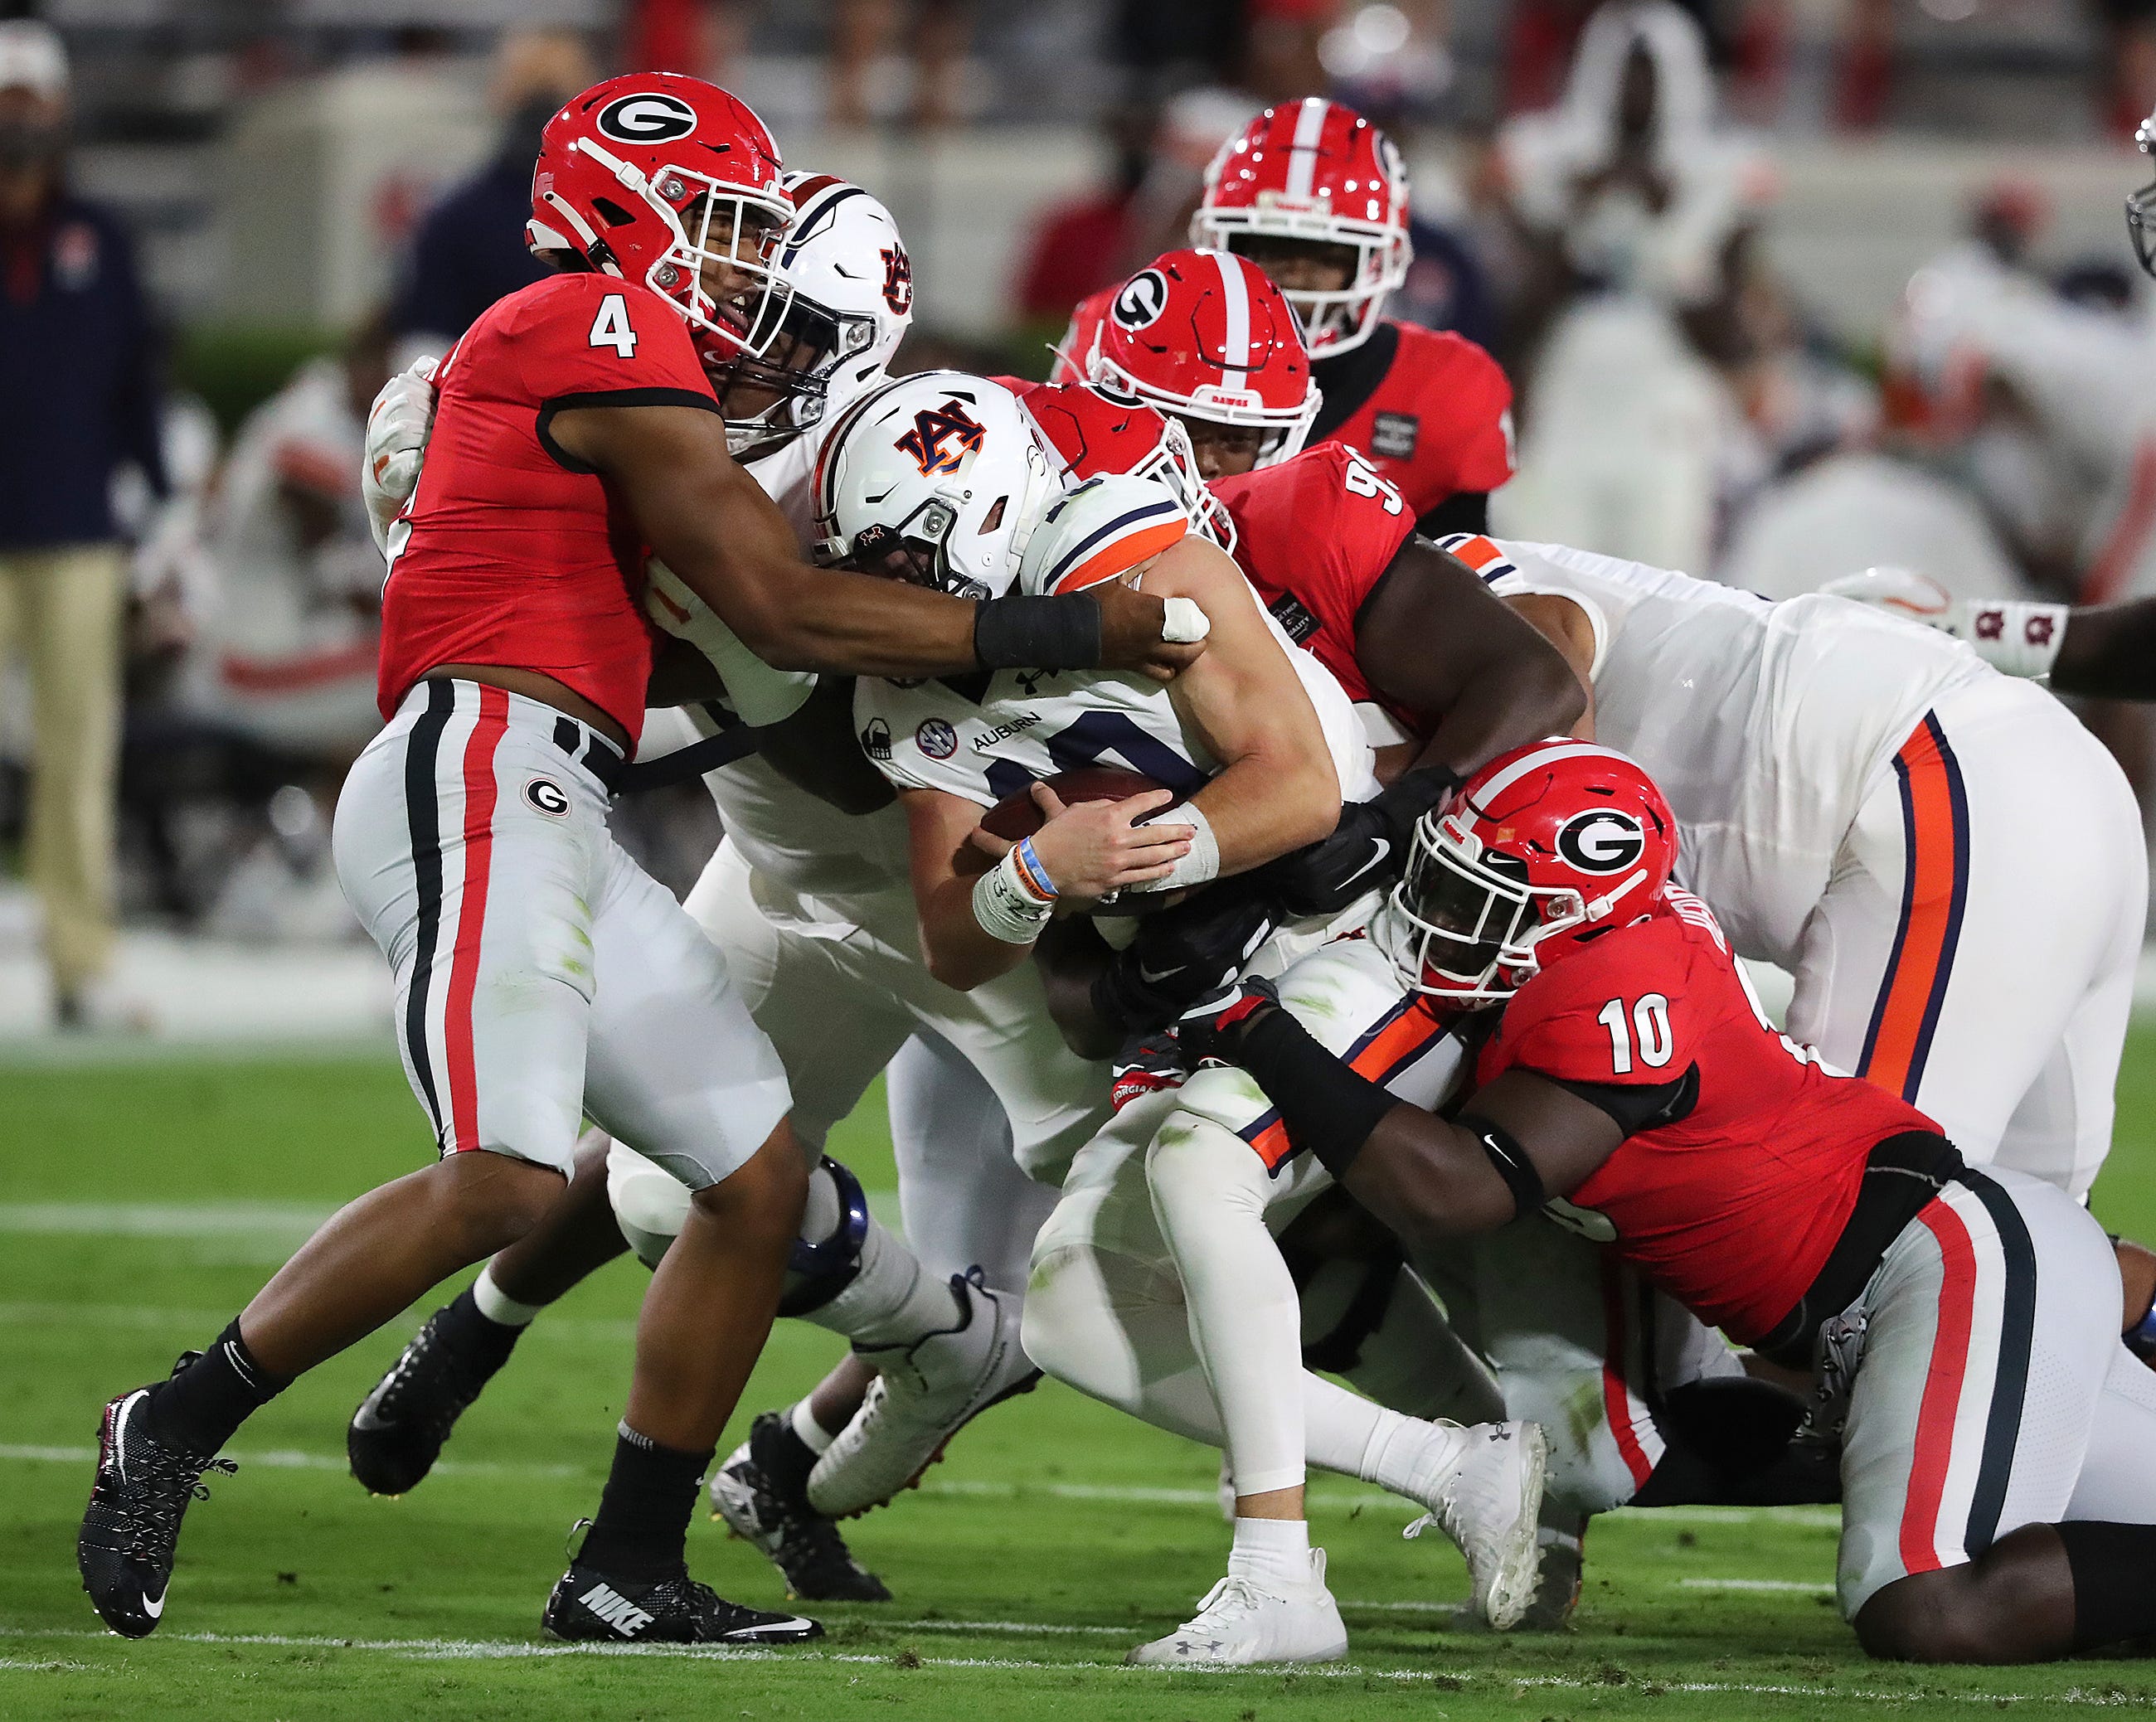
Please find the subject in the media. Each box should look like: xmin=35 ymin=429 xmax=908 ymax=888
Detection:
xmin=1017 ymin=474 xmax=1189 ymax=597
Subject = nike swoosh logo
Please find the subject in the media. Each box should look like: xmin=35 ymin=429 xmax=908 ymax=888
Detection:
xmin=141 ymin=1587 xmax=165 ymax=1620
xmin=350 ymin=1404 xmax=391 ymax=1432
xmin=1137 ymin=962 xmax=1185 ymax=985
xmin=724 ymin=1615 xmax=815 ymax=1638
xmin=1334 ymin=837 xmax=1391 ymax=890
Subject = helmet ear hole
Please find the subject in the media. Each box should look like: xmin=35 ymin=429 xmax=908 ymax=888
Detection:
xmin=979 ymin=496 xmax=1008 ymax=533
xmin=592 ymin=197 xmax=639 ymax=227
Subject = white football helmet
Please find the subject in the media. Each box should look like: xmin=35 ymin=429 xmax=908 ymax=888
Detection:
xmin=813 ymin=371 xmax=1059 ymax=600
xmin=716 ymin=171 xmax=915 ymax=456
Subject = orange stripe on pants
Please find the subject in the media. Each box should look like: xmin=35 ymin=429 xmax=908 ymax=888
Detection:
xmin=1860 ymin=718 xmax=1965 ymax=1104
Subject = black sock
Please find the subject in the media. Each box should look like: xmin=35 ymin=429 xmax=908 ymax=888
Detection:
xmin=148 ymin=1320 xmax=293 ymax=1455
xmin=434 ymin=1286 xmax=524 ymax=1373
xmin=579 ymin=1424 xmax=712 ymax=1584
xmin=2058 ymin=1521 xmax=2156 ymax=1649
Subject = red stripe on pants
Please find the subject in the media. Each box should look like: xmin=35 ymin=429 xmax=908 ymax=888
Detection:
xmin=444 ymin=685 xmax=509 ymax=1153
xmin=1600 ymin=1256 xmax=1655 ymax=1493
xmin=1900 ymin=1200 xmax=1979 ymax=1574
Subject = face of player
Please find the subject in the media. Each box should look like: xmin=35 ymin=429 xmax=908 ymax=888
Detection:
xmin=1173 ymin=414 xmax=1268 ymax=481
xmin=687 ymin=200 xmax=784 ymax=332
xmin=1227 ymin=234 xmax=1356 ymax=298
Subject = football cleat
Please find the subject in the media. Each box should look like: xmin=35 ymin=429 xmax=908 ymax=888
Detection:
xmin=78 ymin=1368 xmax=237 ymax=1637
xmin=711 ymin=1411 xmax=892 ymax=1602
xmin=347 ymin=1299 xmax=506 ymax=1496
xmin=806 ymin=1269 xmax=1040 ymax=1519
xmin=1124 ymin=1548 xmax=1348 ymax=1666
xmin=541 ymin=1556 xmax=823 ymax=1645
xmin=1517 ymin=1514 xmax=1585 ymax=1632
xmin=1402 ymin=1418 xmax=1548 ymax=1632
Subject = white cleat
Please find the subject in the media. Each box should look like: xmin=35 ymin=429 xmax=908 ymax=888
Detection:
xmin=805 ymin=1270 xmax=1039 ymax=1519
xmin=1402 ymin=1418 xmax=1547 ymax=1631
xmin=1124 ymin=1549 xmax=1348 ymax=1667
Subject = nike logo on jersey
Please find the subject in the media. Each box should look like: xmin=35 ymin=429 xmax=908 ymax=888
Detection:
xmin=1137 ymin=961 xmax=1186 ymax=986
xmin=1337 ymin=837 xmax=1391 ymax=889
xmin=578 ymin=1582 xmax=656 ymax=1637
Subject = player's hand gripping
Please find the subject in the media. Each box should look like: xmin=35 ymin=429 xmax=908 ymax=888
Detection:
xmin=1090 ymin=885 xmax=1280 ymax=1033
xmin=1174 ymin=973 xmax=1284 ymax=1067
xmin=969 ymin=783 xmax=1194 ymax=903
xmin=1093 ymin=580 xmax=1210 ymax=682
xmin=362 ymin=355 xmax=439 ymax=554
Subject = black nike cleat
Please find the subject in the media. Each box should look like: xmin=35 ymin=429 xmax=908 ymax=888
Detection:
xmin=542 ymin=1558 xmax=824 ymax=1644
xmin=347 ymin=1298 xmax=507 ymax=1496
xmin=710 ymin=1412 xmax=892 ymax=1602
xmin=78 ymin=1366 xmax=236 ymax=1638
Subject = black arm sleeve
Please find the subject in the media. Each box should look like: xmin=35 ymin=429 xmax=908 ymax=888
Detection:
xmin=1230 ymin=1007 xmax=1401 ymax=1179
xmin=2052 ymin=601 xmax=2156 ymax=701
xmin=1541 ymin=1065 xmax=1699 ymax=1135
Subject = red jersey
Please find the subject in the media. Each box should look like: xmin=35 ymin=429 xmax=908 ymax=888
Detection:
xmin=1211 ymin=443 xmax=1418 ymax=723
xmin=378 ymin=272 xmax=718 ymax=747
xmin=1472 ymin=890 xmax=1939 ymax=1345
xmin=1309 ymin=322 xmax=1513 ymax=525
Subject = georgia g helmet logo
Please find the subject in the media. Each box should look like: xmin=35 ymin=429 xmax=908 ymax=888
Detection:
xmin=1554 ymin=808 xmax=1646 ymax=874
xmin=1111 ymin=269 xmax=1168 ymax=332
xmin=595 ymin=91 xmax=700 ymax=144
xmin=895 ymin=398 xmax=988 ymax=475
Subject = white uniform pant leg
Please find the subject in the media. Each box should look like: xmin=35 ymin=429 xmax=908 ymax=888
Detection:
xmin=684 ymin=842 xmax=917 ymax=1152
xmin=886 ymin=1029 xmax=1060 ymax=1289
xmin=1785 ymin=682 xmax=2143 ymax=1197
xmin=1838 ymin=1167 xmax=2119 ymax=1618
xmin=333 ymin=681 xmax=598 ymax=1173
xmin=579 ymin=836 xmax=793 ymax=1191
xmin=2066 ymin=1344 xmax=2156 ymax=1525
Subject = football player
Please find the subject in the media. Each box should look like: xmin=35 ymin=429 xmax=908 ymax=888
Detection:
xmin=1179 ymin=740 xmax=2156 ymax=1665
xmin=75 ymin=77 xmax=1203 ymax=1647
xmin=1056 ymin=100 xmax=1514 ymax=538
xmin=344 ymin=174 xmax=1076 ymax=1603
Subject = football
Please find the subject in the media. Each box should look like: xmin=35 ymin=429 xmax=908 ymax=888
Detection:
xmin=978 ymin=765 xmax=1183 ymax=842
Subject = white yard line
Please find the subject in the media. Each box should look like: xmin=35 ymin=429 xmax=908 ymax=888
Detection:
xmin=0 ymin=1624 xmax=2142 ymax=1705
xmin=1680 ymin=1577 xmax=1836 ymax=1593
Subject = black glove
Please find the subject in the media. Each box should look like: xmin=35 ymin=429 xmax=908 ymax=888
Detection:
xmin=1089 ymin=885 xmax=1280 ymax=1035
xmin=1175 ymin=974 xmax=1284 ymax=1067
xmin=1110 ymin=1028 xmax=1187 ymax=1111
xmin=1260 ymin=764 xmax=1461 ymax=919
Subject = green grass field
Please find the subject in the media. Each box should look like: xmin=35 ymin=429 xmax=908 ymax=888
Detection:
xmin=8 ymin=1040 xmax=2156 ymax=1720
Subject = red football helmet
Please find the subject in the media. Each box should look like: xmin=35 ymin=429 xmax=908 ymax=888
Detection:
xmin=1085 ymin=250 xmax=1318 ymax=468
xmin=1192 ymin=98 xmax=1411 ymax=357
xmin=527 ymin=74 xmax=793 ymax=359
xmin=1017 ymin=379 xmax=1238 ymax=552
xmin=1386 ymin=740 xmax=1677 ymax=1001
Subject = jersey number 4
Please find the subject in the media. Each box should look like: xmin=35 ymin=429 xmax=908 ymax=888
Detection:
xmin=589 ymin=293 xmax=639 ymax=358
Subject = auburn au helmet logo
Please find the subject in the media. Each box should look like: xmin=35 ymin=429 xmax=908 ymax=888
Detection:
xmin=896 ymin=398 xmax=987 ymax=475
xmin=880 ymin=244 xmax=914 ymax=315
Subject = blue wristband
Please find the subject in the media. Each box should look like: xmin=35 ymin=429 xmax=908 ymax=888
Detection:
xmin=1013 ymin=836 xmax=1059 ymax=901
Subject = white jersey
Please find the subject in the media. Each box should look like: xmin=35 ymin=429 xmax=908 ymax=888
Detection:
xmin=854 ymin=576 xmax=1377 ymax=812
xmin=1483 ymin=538 xmax=1989 ymax=968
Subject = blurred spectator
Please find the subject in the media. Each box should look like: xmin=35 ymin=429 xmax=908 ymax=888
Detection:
xmin=829 ymin=0 xmax=975 ymax=130
xmin=0 ymin=21 xmax=167 ymax=1030
xmin=1012 ymin=100 xmax=1153 ymax=332
xmin=2092 ymin=0 xmax=2156 ymax=138
xmin=1731 ymin=0 xmax=1895 ymax=134
xmin=388 ymin=29 xmax=595 ymax=353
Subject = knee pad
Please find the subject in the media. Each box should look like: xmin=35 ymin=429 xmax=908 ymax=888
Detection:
xmin=778 ymin=1156 xmax=871 ymax=1318
xmin=607 ymin=1147 xmax=691 ymax=1271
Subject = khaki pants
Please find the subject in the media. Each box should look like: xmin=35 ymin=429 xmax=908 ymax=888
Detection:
xmin=0 ymin=543 xmax=124 ymax=995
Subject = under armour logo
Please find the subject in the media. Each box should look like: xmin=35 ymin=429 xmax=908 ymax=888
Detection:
xmin=896 ymin=398 xmax=987 ymax=475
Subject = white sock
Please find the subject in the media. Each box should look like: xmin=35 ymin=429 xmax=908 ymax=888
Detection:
xmin=804 ymin=1219 xmax=962 ymax=1349
xmin=789 ymin=1397 xmax=836 ymax=1455
xmin=1226 ymin=1515 xmax=1312 ymax=1589
xmin=473 ymin=1263 xmax=542 ymax=1327
xmin=1365 ymin=1411 xmax=1467 ymax=1502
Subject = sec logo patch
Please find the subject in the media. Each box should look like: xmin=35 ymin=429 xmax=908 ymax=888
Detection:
xmin=526 ymin=776 xmax=572 ymax=817
xmin=915 ymin=719 xmax=958 ymax=760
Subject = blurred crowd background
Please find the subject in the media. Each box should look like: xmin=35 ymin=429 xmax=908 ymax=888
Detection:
xmin=2 ymin=0 xmax=2154 ymax=1031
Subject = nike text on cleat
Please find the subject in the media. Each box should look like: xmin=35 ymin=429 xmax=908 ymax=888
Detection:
xmin=1401 ymin=1418 xmax=1548 ymax=1632
xmin=710 ymin=1412 xmax=891 ymax=1602
xmin=347 ymin=1301 xmax=506 ymax=1496
xmin=541 ymin=1558 xmax=823 ymax=1645
xmin=1124 ymin=1550 xmax=1348 ymax=1666
xmin=78 ymin=1371 xmax=237 ymax=1638
xmin=806 ymin=1269 xmax=1041 ymax=1519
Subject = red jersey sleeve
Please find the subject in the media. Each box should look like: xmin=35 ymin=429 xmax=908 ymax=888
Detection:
xmin=1481 ymin=918 xmax=1711 ymax=1089
xmin=1328 ymin=325 xmax=1515 ymax=520
xmin=1413 ymin=330 xmax=1515 ymax=498
xmin=496 ymin=274 xmax=716 ymax=427
xmin=1212 ymin=443 xmax=1418 ymax=708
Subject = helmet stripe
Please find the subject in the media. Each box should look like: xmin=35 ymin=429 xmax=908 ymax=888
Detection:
xmin=1285 ymin=96 xmax=1328 ymax=201
xmin=1469 ymin=740 xmax=1629 ymax=808
xmin=1213 ymin=251 xmax=1251 ymax=371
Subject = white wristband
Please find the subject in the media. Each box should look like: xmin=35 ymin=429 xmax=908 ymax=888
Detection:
xmin=973 ymin=846 xmax=1056 ymax=943
xmin=1953 ymin=600 xmax=2067 ymax=680
xmin=1128 ymin=801 xmax=1219 ymax=895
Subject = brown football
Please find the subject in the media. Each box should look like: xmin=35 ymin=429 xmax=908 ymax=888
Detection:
xmin=978 ymin=766 xmax=1182 ymax=842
